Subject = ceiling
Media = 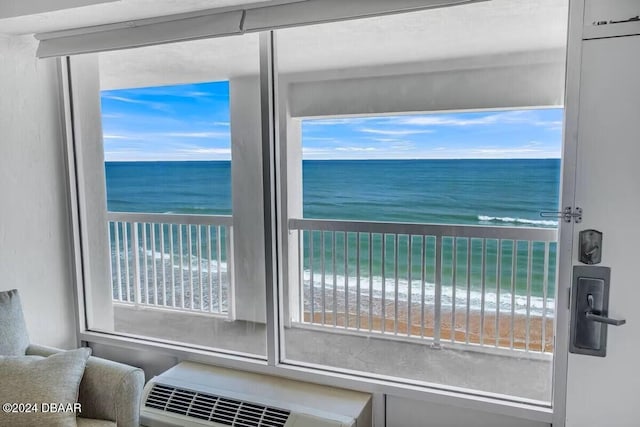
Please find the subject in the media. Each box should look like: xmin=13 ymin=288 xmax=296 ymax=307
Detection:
xmin=0 ymin=0 xmax=569 ymax=90
xmin=94 ymin=0 xmax=568 ymax=90
xmin=0 ymin=0 xmax=300 ymax=35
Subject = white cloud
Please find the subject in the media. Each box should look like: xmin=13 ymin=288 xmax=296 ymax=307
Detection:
xmin=185 ymin=91 xmax=229 ymax=99
xmin=359 ymin=128 xmax=433 ymax=136
xmin=102 ymin=95 xmax=143 ymax=104
xmin=390 ymin=142 xmax=415 ymax=151
xmin=370 ymin=138 xmax=402 ymax=143
xmin=187 ymin=91 xmax=215 ymax=97
xmin=471 ymin=148 xmax=540 ymax=155
xmin=178 ymin=148 xmax=231 ymax=155
xmin=101 ymin=94 xmax=172 ymax=112
xmin=105 ymin=146 xmax=232 ymax=162
xmin=166 ymin=131 xmax=230 ymax=139
xmin=302 ymin=147 xmax=332 ymax=154
xmin=103 ymin=134 xmax=133 ymax=140
xmin=335 ymin=147 xmax=378 ymax=152
xmin=299 ymin=142 xmax=561 ymax=160
xmin=103 ymin=131 xmax=230 ymax=141
xmin=394 ymin=114 xmax=504 ymax=127
xmin=390 ymin=110 xmax=556 ymax=127
xmin=535 ymin=120 xmax=563 ymax=130
xmin=422 ymin=142 xmax=561 ymax=159
xmin=305 ymin=137 xmax=339 ymax=142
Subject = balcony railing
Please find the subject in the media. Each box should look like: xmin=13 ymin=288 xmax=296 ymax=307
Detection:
xmin=107 ymin=212 xmax=234 ymax=318
xmin=107 ymin=211 xmax=557 ymax=356
xmin=288 ymin=218 xmax=558 ymax=355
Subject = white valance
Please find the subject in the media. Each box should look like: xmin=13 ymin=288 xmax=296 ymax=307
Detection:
xmin=36 ymin=0 xmax=484 ymax=58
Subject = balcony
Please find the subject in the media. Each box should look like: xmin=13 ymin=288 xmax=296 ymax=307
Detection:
xmin=107 ymin=212 xmax=557 ymax=401
xmin=108 ymin=212 xmax=235 ymax=318
xmin=288 ymin=218 xmax=557 ymax=356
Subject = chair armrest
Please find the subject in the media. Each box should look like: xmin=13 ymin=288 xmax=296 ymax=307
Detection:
xmin=78 ymin=356 xmax=145 ymax=427
xmin=26 ymin=344 xmax=145 ymax=427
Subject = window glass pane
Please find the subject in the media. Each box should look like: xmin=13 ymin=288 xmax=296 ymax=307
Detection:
xmin=277 ymin=1 xmax=568 ymax=402
xmin=102 ymin=81 xmax=232 ymax=214
xmin=90 ymin=33 xmax=267 ymax=357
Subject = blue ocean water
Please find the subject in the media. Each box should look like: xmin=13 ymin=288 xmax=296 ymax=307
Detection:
xmin=106 ymin=161 xmax=232 ymax=215
xmin=106 ymin=159 xmax=560 ymax=310
xmin=301 ymin=159 xmax=560 ymax=226
xmin=106 ymin=159 xmax=560 ymax=226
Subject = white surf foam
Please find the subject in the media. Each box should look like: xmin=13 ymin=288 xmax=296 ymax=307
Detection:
xmin=478 ymin=215 xmax=558 ymax=227
xmin=303 ymin=271 xmax=555 ymax=317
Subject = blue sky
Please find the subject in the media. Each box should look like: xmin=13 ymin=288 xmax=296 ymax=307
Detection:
xmin=101 ymin=81 xmax=563 ymax=161
xmin=101 ymin=81 xmax=231 ymax=161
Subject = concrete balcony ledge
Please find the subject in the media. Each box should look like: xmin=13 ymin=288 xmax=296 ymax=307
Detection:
xmin=114 ymin=304 xmax=551 ymax=402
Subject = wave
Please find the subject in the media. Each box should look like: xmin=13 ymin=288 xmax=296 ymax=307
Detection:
xmin=111 ymin=247 xmax=229 ymax=274
xmin=303 ymin=271 xmax=555 ymax=317
xmin=112 ymin=248 xmax=555 ymax=317
xmin=478 ymin=215 xmax=558 ymax=227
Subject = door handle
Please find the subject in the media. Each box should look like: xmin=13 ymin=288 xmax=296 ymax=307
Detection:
xmin=570 ymin=267 xmax=625 ymax=356
xmin=585 ymin=311 xmax=626 ymax=326
xmin=586 ymin=294 xmax=626 ymax=326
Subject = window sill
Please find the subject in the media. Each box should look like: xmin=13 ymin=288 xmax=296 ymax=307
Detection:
xmin=79 ymin=330 xmax=553 ymax=424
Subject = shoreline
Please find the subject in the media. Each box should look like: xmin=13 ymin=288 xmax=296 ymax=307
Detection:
xmin=304 ymin=297 xmax=554 ymax=352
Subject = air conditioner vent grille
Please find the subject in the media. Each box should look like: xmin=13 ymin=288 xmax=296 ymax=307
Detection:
xmin=145 ymin=383 xmax=291 ymax=427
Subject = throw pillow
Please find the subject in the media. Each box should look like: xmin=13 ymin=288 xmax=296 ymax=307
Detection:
xmin=0 ymin=289 xmax=30 ymax=356
xmin=0 ymin=347 xmax=91 ymax=427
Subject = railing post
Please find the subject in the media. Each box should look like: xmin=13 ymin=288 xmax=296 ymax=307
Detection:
xmin=132 ymin=222 xmax=141 ymax=306
xmin=114 ymin=221 xmax=122 ymax=302
xmin=107 ymin=223 xmax=114 ymax=300
xmin=433 ymin=235 xmax=442 ymax=348
xmin=226 ymin=225 xmax=236 ymax=321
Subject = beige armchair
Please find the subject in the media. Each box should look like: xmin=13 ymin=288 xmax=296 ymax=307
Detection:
xmin=1 ymin=289 xmax=145 ymax=427
xmin=25 ymin=344 xmax=144 ymax=427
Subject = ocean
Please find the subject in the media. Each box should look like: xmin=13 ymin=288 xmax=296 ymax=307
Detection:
xmin=106 ymin=159 xmax=560 ymax=315
xmin=106 ymin=159 xmax=560 ymax=225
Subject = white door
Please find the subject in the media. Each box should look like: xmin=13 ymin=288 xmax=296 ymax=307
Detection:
xmin=563 ymin=33 xmax=640 ymax=426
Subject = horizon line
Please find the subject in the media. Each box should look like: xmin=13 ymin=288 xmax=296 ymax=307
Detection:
xmin=105 ymin=157 xmax=562 ymax=162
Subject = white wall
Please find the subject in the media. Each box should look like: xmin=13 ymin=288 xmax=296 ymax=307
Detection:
xmin=0 ymin=35 xmax=77 ymax=348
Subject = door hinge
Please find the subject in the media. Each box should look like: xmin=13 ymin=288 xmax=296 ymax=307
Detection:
xmin=540 ymin=206 xmax=582 ymax=223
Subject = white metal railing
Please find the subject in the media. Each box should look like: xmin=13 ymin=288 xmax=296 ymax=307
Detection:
xmin=289 ymin=218 xmax=558 ymax=355
xmin=108 ymin=212 xmax=234 ymax=318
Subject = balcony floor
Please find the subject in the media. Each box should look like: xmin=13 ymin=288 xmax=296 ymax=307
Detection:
xmin=114 ymin=304 xmax=551 ymax=402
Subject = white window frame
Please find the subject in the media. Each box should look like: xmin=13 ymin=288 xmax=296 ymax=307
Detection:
xmin=56 ymin=5 xmax=577 ymax=422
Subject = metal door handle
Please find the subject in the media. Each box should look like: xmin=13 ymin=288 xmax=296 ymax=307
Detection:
xmin=586 ymin=294 xmax=626 ymax=326
xmin=585 ymin=311 xmax=626 ymax=326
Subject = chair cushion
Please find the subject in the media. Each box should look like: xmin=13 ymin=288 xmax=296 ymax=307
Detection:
xmin=0 ymin=289 xmax=30 ymax=356
xmin=0 ymin=348 xmax=91 ymax=427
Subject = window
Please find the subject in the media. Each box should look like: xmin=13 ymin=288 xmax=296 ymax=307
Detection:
xmin=74 ymin=33 xmax=268 ymax=357
xmin=67 ymin=0 xmax=569 ymax=407
xmin=276 ymin=3 xmax=567 ymax=402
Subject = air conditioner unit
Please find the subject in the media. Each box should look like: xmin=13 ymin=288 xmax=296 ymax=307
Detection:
xmin=141 ymin=362 xmax=372 ymax=427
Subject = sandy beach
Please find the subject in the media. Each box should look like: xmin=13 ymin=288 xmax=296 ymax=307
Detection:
xmin=304 ymin=296 xmax=554 ymax=353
